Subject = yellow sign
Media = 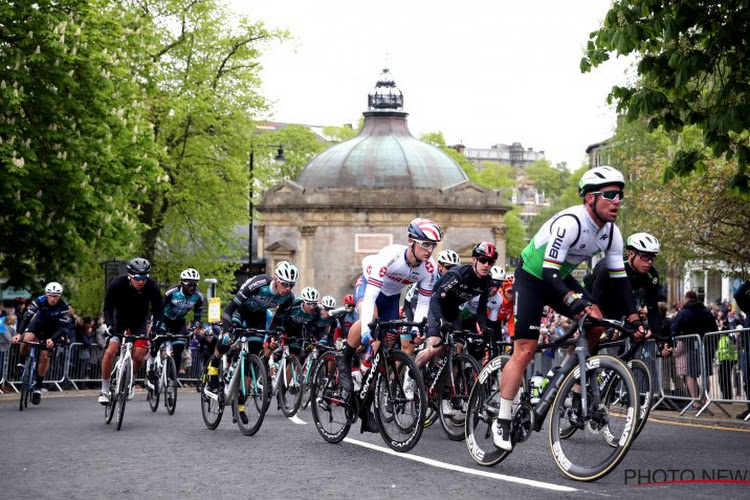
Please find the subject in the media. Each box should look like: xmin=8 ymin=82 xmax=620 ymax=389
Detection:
xmin=208 ymin=297 xmax=221 ymax=323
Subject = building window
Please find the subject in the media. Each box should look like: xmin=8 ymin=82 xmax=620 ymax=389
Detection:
xmin=355 ymin=233 xmax=393 ymax=253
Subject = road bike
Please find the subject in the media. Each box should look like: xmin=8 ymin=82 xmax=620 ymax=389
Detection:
xmin=310 ymin=318 xmax=427 ymax=453
xmin=300 ymin=340 xmax=333 ymax=410
xmin=146 ymin=333 xmax=189 ymax=415
xmin=104 ymin=332 xmax=149 ymax=431
xmin=17 ymin=340 xmax=53 ymax=411
xmin=262 ymin=332 xmax=304 ymax=416
xmin=200 ymin=328 xmax=268 ymax=436
xmin=465 ymin=315 xmax=639 ymax=481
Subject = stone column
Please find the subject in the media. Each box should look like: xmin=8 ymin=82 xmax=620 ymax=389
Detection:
xmin=300 ymin=226 xmax=317 ymax=287
xmin=493 ymin=226 xmax=507 ymax=269
xmin=257 ymin=225 xmax=265 ymax=260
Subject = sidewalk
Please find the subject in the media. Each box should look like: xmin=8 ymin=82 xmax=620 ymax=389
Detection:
xmin=649 ymin=400 xmax=750 ymax=431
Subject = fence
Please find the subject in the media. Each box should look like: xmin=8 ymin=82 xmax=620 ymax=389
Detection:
xmin=0 ymin=342 xmax=208 ymax=395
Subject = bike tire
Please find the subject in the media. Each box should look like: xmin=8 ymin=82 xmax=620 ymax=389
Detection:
xmin=104 ymin=366 xmax=118 ymax=424
xmin=465 ymin=355 xmax=513 ymax=466
xmin=278 ymin=354 xmax=303 ymax=417
xmin=548 ymin=354 xmax=638 ymax=482
xmin=200 ymin=363 xmax=224 ymax=430
xmin=233 ymin=353 xmax=267 ymax=436
xmin=299 ymin=355 xmax=316 ymax=410
xmin=19 ymin=356 xmax=33 ymax=412
xmin=115 ymin=362 xmax=131 ymax=431
xmin=601 ymin=358 xmax=652 ymax=446
xmin=165 ymin=356 xmax=178 ymax=415
xmin=147 ymin=371 xmax=160 ymax=413
xmin=437 ymin=353 xmax=480 ymax=441
xmin=374 ymin=349 xmax=426 ymax=452
xmin=310 ymin=351 xmax=351 ymax=444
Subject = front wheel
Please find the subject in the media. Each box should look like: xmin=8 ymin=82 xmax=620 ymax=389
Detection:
xmin=147 ymin=369 xmax=160 ymax=413
xmin=299 ymin=354 xmax=317 ymax=410
xmin=19 ymin=356 xmax=33 ymax=411
xmin=437 ymin=353 xmax=481 ymax=441
xmin=233 ymin=354 xmax=267 ymax=436
xmin=115 ymin=362 xmax=131 ymax=431
xmin=548 ymin=355 xmax=638 ymax=482
xmin=310 ymin=352 xmax=351 ymax=444
xmin=104 ymin=366 xmax=118 ymax=424
xmin=278 ymin=354 xmax=303 ymax=417
xmin=164 ymin=356 xmax=178 ymax=416
xmin=374 ymin=349 xmax=426 ymax=452
xmin=200 ymin=363 xmax=224 ymax=430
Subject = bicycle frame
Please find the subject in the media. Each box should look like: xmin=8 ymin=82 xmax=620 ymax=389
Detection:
xmin=114 ymin=339 xmax=135 ymax=398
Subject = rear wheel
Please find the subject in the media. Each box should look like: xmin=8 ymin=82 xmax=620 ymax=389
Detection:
xmin=437 ymin=353 xmax=480 ymax=441
xmin=234 ymin=354 xmax=267 ymax=435
xmin=310 ymin=352 xmax=351 ymax=444
xmin=278 ymin=354 xmax=303 ymax=417
xmin=200 ymin=363 xmax=224 ymax=430
xmin=300 ymin=354 xmax=317 ymax=410
xmin=165 ymin=356 xmax=178 ymax=415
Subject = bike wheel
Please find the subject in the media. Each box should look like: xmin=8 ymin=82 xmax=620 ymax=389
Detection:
xmin=299 ymin=355 xmax=316 ymax=410
xmin=200 ymin=364 xmax=224 ymax=430
xmin=115 ymin=362 xmax=131 ymax=431
xmin=310 ymin=352 xmax=351 ymax=444
xmin=104 ymin=367 xmax=118 ymax=424
xmin=548 ymin=355 xmax=638 ymax=481
xmin=278 ymin=354 xmax=303 ymax=417
xmin=374 ymin=349 xmax=426 ymax=452
xmin=233 ymin=354 xmax=267 ymax=436
xmin=465 ymin=355 xmax=514 ymax=466
xmin=165 ymin=357 xmax=178 ymax=415
xmin=437 ymin=353 xmax=480 ymax=441
xmin=147 ymin=370 xmax=160 ymax=413
xmin=601 ymin=358 xmax=651 ymax=446
xmin=19 ymin=357 xmax=33 ymax=411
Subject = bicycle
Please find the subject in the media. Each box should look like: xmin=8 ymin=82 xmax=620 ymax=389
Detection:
xmin=465 ymin=314 xmax=639 ymax=481
xmin=420 ymin=329 xmax=481 ymax=441
xmin=200 ymin=328 xmax=268 ymax=436
xmin=299 ymin=340 xmax=333 ymax=411
xmin=104 ymin=332 xmax=149 ymax=431
xmin=146 ymin=333 xmax=189 ymax=415
xmin=17 ymin=340 xmax=53 ymax=411
xmin=310 ymin=318 xmax=427 ymax=453
xmin=263 ymin=332 xmax=303 ymax=417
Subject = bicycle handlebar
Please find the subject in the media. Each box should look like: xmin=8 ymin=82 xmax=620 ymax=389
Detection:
xmin=367 ymin=318 xmax=427 ymax=332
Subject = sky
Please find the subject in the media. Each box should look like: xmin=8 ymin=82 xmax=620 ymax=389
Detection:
xmin=231 ymin=0 xmax=634 ymax=170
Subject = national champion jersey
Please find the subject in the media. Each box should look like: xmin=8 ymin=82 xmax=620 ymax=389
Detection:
xmin=163 ymin=285 xmax=204 ymax=322
xmin=520 ymin=205 xmax=626 ymax=280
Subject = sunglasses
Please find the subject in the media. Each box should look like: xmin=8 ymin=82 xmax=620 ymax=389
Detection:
xmin=278 ymin=280 xmax=295 ymax=289
xmin=477 ymin=256 xmax=496 ymax=265
xmin=592 ymin=190 xmax=624 ymax=201
xmin=637 ymin=251 xmax=657 ymax=263
xmin=131 ymin=274 xmax=149 ymax=282
xmin=414 ymin=240 xmax=437 ymax=250
xmin=182 ymin=281 xmax=198 ymax=286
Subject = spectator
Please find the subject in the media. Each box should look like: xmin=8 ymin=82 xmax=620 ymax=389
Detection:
xmin=1 ymin=311 xmax=15 ymax=392
xmin=715 ymin=329 xmax=738 ymax=400
xmin=672 ymin=290 xmax=718 ymax=411
xmin=733 ymin=279 xmax=750 ymax=419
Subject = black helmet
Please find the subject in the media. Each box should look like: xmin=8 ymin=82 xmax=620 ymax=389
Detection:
xmin=471 ymin=242 xmax=498 ymax=260
xmin=127 ymin=257 xmax=151 ymax=275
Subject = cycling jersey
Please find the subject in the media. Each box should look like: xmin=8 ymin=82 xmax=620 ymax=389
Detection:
xmin=162 ymin=285 xmax=204 ymax=323
xmin=103 ymin=275 xmax=163 ymax=335
xmin=427 ymin=264 xmax=491 ymax=337
xmin=271 ymin=299 xmax=320 ymax=340
xmin=223 ymin=274 xmax=294 ymax=328
xmin=360 ymin=244 xmax=438 ymax=335
xmin=18 ymin=295 xmax=73 ymax=342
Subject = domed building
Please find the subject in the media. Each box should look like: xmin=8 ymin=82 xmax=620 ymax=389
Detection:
xmin=257 ymin=69 xmax=510 ymax=298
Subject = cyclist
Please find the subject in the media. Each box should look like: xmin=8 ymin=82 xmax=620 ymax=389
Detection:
xmin=146 ymin=268 xmax=205 ymax=389
xmin=332 ymin=294 xmax=358 ymax=345
xmin=99 ymin=258 xmax=164 ymax=405
xmin=585 ymin=232 xmax=671 ymax=356
xmin=416 ymin=242 xmax=496 ymax=371
xmin=314 ymin=295 xmax=338 ymax=347
xmin=12 ymin=282 xmax=72 ymax=405
xmin=461 ymin=268 xmax=514 ymax=362
xmin=267 ymin=286 xmax=322 ymax=360
xmin=403 ymin=249 xmax=459 ymax=322
xmin=493 ymin=166 xmax=638 ymax=451
xmin=204 ymin=261 xmax=298 ymax=392
xmin=338 ymin=217 xmax=441 ymax=431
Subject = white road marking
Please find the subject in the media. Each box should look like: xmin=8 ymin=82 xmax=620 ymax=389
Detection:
xmin=343 ymin=438 xmax=578 ymax=492
xmin=289 ymin=415 xmax=307 ymax=425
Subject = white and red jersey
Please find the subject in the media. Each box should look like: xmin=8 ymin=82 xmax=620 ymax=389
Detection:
xmin=361 ymin=244 xmax=438 ymax=333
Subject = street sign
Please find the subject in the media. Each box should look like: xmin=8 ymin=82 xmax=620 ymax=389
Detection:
xmin=208 ymin=297 xmax=221 ymax=323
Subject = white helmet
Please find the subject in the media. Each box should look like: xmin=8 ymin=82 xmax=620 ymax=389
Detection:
xmin=45 ymin=281 xmax=63 ymax=295
xmin=437 ymin=249 xmax=460 ymax=267
xmin=180 ymin=268 xmax=200 ymax=282
xmin=490 ymin=266 xmax=506 ymax=283
xmin=300 ymin=286 xmax=320 ymax=303
xmin=321 ymin=295 xmax=337 ymax=309
xmin=578 ymin=166 xmax=625 ymax=197
xmin=274 ymin=261 xmax=299 ymax=284
xmin=626 ymin=232 xmax=661 ymax=254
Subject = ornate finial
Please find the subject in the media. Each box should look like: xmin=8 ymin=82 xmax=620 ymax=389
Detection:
xmin=368 ymin=68 xmax=403 ymax=110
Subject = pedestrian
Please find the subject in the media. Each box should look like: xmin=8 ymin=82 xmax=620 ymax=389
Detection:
xmin=733 ymin=279 xmax=750 ymax=419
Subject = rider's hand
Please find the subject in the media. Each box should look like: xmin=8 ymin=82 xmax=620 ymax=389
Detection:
xmin=46 ymin=338 xmax=55 ymax=349
xmin=564 ymin=292 xmax=592 ymax=318
xmin=12 ymin=334 xmax=21 ymax=344
xmin=661 ymin=344 xmax=673 ymax=357
xmin=626 ymin=316 xmax=646 ymax=342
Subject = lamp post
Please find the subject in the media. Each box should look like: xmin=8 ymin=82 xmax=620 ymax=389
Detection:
xmin=248 ymin=144 xmax=285 ymax=271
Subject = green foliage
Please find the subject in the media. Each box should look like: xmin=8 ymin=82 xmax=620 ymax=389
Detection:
xmin=473 ymin=162 xmax=516 ymax=189
xmin=258 ymin=124 xmax=328 ymax=189
xmin=524 ymin=159 xmax=570 ymax=198
xmin=322 ymin=124 xmax=358 ymax=143
xmin=503 ymin=207 xmax=526 ymax=259
xmin=582 ymin=1 xmax=750 ymax=196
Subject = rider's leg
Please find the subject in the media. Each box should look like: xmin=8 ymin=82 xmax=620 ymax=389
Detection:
xmin=101 ymin=338 xmax=118 ymax=387
xmin=37 ymin=348 xmax=51 ymax=387
xmin=415 ymin=336 xmax=443 ymax=368
xmin=15 ymin=332 xmax=34 ymax=377
xmin=133 ymin=346 xmax=149 ymax=377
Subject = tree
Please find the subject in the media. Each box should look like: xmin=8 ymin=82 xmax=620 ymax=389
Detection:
xmin=0 ymin=0 xmax=161 ymax=289
xmin=582 ymin=1 xmax=750 ymax=197
xmin=323 ymin=123 xmax=359 ymax=143
xmin=526 ymin=165 xmax=588 ymax=239
xmin=524 ymin=159 xmax=569 ymax=199
xmin=474 ymin=161 xmax=516 ymax=190
xmin=255 ymin=124 xmax=328 ymax=192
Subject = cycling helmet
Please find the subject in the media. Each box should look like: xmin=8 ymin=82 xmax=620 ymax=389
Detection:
xmin=127 ymin=257 xmax=151 ymax=275
xmin=490 ymin=266 xmax=506 ymax=283
xmin=343 ymin=293 xmax=355 ymax=306
xmin=45 ymin=281 xmax=63 ymax=295
xmin=472 ymin=241 xmax=498 ymax=260
xmin=321 ymin=295 xmax=337 ymax=309
xmin=300 ymin=286 xmax=320 ymax=303
xmin=180 ymin=268 xmax=200 ymax=283
xmin=437 ymin=249 xmax=460 ymax=267
xmin=501 ymin=275 xmax=515 ymax=291
xmin=274 ymin=261 xmax=299 ymax=284
xmin=578 ymin=166 xmax=625 ymax=197
xmin=626 ymin=232 xmax=661 ymax=254
xmin=407 ymin=218 xmax=442 ymax=243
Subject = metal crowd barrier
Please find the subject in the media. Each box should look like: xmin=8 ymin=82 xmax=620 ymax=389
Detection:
xmin=1 ymin=343 xmax=69 ymax=393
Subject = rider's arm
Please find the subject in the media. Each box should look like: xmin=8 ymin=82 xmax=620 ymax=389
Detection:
xmin=412 ymin=260 xmax=437 ymax=325
xmin=16 ymin=297 xmax=40 ymax=334
xmin=103 ymin=276 xmax=125 ymax=330
xmin=644 ymin=270 xmax=663 ymax=339
xmin=601 ymin=226 xmax=637 ymax=321
xmin=222 ymin=275 xmax=269 ymax=327
xmin=475 ymin=288 xmax=491 ymax=332
xmin=192 ymin=291 xmax=205 ymax=325
xmin=147 ymin=279 xmax=164 ymax=324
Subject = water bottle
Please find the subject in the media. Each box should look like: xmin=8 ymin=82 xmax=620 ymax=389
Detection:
xmin=352 ymin=368 xmax=362 ymax=391
xmin=530 ymin=373 xmax=543 ymax=405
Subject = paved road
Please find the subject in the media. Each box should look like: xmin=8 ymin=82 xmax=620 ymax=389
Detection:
xmin=1 ymin=390 xmax=749 ymax=499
